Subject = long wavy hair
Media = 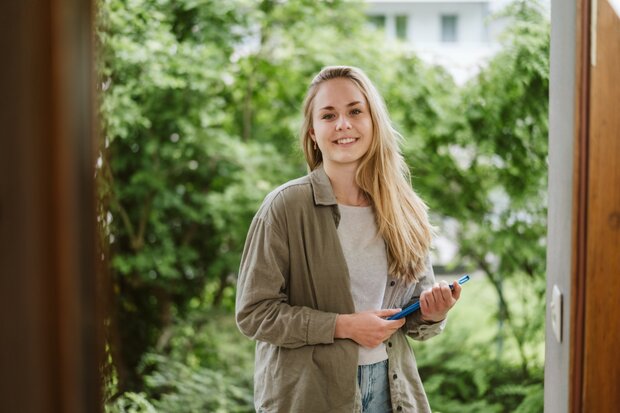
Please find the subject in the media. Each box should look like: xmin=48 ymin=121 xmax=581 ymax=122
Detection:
xmin=300 ymin=66 xmax=433 ymax=282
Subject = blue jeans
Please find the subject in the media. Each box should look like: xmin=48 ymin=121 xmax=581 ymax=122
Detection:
xmin=357 ymin=360 xmax=393 ymax=413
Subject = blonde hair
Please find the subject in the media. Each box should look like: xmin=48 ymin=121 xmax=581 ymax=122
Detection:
xmin=300 ymin=66 xmax=433 ymax=282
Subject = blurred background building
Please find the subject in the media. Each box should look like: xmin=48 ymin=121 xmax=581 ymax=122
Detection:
xmin=364 ymin=0 xmax=516 ymax=83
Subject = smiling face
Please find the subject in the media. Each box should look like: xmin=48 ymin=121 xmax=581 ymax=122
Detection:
xmin=310 ymin=78 xmax=373 ymax=171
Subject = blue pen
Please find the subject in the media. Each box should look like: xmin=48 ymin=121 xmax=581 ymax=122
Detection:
xmin=387 ymin=274 xmax=470 ymax=320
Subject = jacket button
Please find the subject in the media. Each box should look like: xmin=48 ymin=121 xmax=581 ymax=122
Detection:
xmin=393 ymin=373 xmax=398 ymax=380
xmin=390 ymin=281 xmax=396 ymax=286
xmin=388 ymin=342 xmax=392 ymax=347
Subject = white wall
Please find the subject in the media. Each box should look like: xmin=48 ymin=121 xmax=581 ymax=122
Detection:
xmin=364 ymin=1 xmax=500 ymax=83
xmin=544 ymin=0 xmax=575 ymax=411
xmin=365 ymin=1 xmax=493 ymax=45
xmin=411 ymin=2 xmax=489 ymax=44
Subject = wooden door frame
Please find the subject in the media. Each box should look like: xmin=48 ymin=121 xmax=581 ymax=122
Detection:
xmin=570 ymin=0 xmax=620 ymax=411
xmin=570 ymin=0 xmax=591 ymax=411
xmin=0 ymin=0 xmax=101 ymax=412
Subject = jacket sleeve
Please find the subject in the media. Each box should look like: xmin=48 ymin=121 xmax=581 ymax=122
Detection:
xmin=402 ymin=257 xmax=447 ymax=341
xmin=235 ymin=195 xmax=338 ymax=349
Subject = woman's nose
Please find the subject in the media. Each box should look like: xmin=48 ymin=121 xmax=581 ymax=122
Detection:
xmin=335 ymin=116 xmax=352 ymax=131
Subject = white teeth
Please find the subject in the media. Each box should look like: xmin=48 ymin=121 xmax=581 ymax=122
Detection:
xmin=336 ymin=138 xmax=356 ymax=144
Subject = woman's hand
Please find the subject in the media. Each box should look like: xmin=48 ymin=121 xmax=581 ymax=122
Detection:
xmin=420 ymin=280 xmax=462 ymax=323
xmin=334 ymin=309 xmax=406 ymax=348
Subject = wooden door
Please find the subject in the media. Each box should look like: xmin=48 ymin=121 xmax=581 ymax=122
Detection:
xmin=572 ymin=0 xmax=620 ymax=411
xmin=0 ymin=0 xmax=102 ymax=412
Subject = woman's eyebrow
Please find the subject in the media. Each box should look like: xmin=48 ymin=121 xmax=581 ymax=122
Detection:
xmin=318 ymin=101 xmax=364 ymax=111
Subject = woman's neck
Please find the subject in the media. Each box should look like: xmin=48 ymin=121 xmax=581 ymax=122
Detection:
xmin=324 ymin=162 xmax=369 ymax=206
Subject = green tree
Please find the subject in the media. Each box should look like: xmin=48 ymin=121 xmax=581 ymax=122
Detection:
xmin=405 ymin=2 xmax=549 ymax=411
xmin=98 ymin=0 xmax=294 ymax=392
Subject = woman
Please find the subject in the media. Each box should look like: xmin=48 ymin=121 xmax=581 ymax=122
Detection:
xmin=236 ymin=66 xmax=462 ymax=413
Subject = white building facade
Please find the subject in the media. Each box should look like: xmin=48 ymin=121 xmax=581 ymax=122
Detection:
xmin=364 ymin=0 xmax=511 ymax=83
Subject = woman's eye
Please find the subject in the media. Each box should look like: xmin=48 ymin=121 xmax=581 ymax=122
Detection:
xmin=321 ymin=113 xmax=334 ymax=120
xmin=350 ymin=108 xmax=362 ymax=115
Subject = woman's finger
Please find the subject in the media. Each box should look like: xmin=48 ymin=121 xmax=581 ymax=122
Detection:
xmin=452 ymin=281 xmax=462 ymax=300
xmin=437 ymin=281 xmax=452 ymax=305
xmin=423 ymin=289 xmax=436 ymax=310
xmin=374 ymin=308 xmax=402 ymax=318
xmin=429 ymin=283 xmax=447 ymax=310
xmin=385 ymin=318 xmax=406 ymax=330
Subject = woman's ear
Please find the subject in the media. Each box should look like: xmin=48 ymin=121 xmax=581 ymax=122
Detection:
xmin=309 ymin=128 xmax=315 ymax=138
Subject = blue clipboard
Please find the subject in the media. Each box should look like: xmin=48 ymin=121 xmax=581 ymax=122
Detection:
xmin=387 ymin=274 xmax=470 ymax=320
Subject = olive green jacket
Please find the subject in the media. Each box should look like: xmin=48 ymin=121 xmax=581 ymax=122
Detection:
xmin=236 ymin=166 xmax=445 ymax=413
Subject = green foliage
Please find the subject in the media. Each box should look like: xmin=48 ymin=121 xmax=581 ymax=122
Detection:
xmin=414 ymin=278 xmax=544 ymax=413
xmin=99 ymin=0 xmax=549 ymax=410
xmin=106 ymin=392 xmax=158 ymax=413
xmin=142 ymin=356 xmax=253 ymax=413
xmin=400 ymin=0 xmax=550 ymax=377
xmin=98 ymin=0 xmax=298 ymax=391
xmin=105 ymin=311 xmax=255 ymax=413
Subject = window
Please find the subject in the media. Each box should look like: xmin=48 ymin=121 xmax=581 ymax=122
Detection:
xmin=367 ymin=15 xmax=386 ymax=30
xmin=395 ymin=15 xmax=408 ymax=40
xmin=441 ymin=14 xmax=458 ymax=43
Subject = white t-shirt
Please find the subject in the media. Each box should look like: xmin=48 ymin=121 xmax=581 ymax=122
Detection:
xmin=337 ymin=204 xmax=389 ymax=366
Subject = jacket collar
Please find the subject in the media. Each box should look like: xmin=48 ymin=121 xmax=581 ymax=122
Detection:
xmin=309 ymin=164 xmax=337 ymax=206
